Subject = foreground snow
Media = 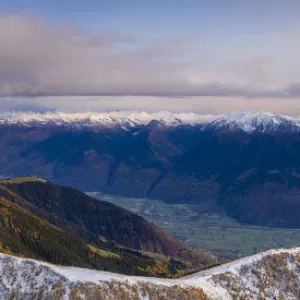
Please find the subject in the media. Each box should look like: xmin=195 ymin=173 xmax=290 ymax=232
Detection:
xmin=1 ymin=247 xmax=300 ymax=299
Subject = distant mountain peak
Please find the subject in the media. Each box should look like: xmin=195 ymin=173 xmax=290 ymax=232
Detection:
xmin=1 ymin=110 xmax=300 ymax=133
xmin=0 ymin=110 xmax=218 ymax=128
xmin=206 ymin=111 xmax=300 ymax=133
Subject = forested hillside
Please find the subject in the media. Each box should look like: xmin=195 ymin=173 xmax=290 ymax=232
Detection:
xmin=0 ymin=177 xmax=215 ymax=277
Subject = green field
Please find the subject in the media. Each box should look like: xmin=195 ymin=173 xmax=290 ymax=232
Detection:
xmin=88 ymin=192 xmax=300 ymax=258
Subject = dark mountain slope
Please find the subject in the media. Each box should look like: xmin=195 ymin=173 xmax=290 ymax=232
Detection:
xmin=3 ymin=113 xmax=300 ymax=228
xmin=0 ymin=177 xmax=215 ymax=277
xmin=0 ymin=195 xmax=175 ymax=276
xmin=0 ymin=177 xmax=188 ymax=258
xmin=219 ymin=167 xmax=300 ymax=227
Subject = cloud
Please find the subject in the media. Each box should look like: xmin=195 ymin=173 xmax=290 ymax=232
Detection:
xmin=284 ymin=83 xmax=300 ymax=97
xmin=1 ymin=95 xmax=300 ymax=116
xmin=0 ymin=13 xmax=190 ymax=96
xmin=0 ymin=13 xmax=299 ymax=100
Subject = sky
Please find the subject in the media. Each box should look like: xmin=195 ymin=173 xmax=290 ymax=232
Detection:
xmin=0 ymin=0 xmax=300 ymax=114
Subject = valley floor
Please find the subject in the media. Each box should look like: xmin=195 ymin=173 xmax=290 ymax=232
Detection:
xmin=89 ymin=192 xmax=300 ymax=258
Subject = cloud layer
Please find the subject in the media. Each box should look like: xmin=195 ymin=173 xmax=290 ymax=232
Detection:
xmin=1 ymin=96 xmax=300 ymax=116
xmin=1 ymin=13 xmax=299 ymax=99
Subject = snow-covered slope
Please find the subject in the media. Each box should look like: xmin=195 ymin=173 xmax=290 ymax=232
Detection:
xmin=1 ymin=110 xmax=300 ymax=133
xmin=184 ymin=247 xmax=300 ymax=299
xmin=2 ymin=247 xmax=300 ymax=299
xmin=0 ymin=111 xmax=218 ymax=128
xmin=0 ymin=252 xmax=208 ymax=300
xmin=206 ymin=111 xmax=300 ymax=133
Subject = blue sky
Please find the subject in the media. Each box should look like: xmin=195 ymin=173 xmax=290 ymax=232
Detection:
xmin=0 ymin=1 xmax=300 ymax=113
xmin=2 ymin=1 xmax=300 ymax=35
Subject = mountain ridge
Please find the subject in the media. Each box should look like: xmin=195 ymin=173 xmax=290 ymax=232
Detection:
xmin=206 ymin=111 xmax=300 ymax=133
xmin=1 ymin=246 xmax=300 ymax=299
xmin=2 ymin=111 xmax=300 ymax=229
xmin=0 ymin=110 xmax=217 ymax=128
xmin=2 ymin=110 xmax=300 ymax=133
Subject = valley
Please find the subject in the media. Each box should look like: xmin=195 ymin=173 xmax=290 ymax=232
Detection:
xmin=3 ymin=111 xmax=300 ymax=260
xmin=90 ymin=192 xmax=300 ymax=258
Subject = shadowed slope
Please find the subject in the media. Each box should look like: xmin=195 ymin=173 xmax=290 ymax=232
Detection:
xmin=0 ymin=177 xmax=215 ymax=277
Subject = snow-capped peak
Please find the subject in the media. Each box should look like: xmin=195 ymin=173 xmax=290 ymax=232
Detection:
xmin=0 ymin=110 xmax=300 ymax=133
xmin=206 ymin=111 xmax=300 ymax=133
xmin=0 ymin=110 xmax=219 ymax=128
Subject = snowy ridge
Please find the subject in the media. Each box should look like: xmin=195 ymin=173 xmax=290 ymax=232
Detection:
xmin=184 ymin=246 xmax=300 ymax=278
xmin=206 ymin=111 xmax=300 ymax=133
xmin=1 ymin=110 xmax=300 ymax=133
xmin=0 ymin=110 xmax=218 ymax=128
xmin=1 ymin=247 xmax=300 ymax=299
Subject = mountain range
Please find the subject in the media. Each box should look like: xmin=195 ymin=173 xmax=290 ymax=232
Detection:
xmin=2 ymin=111 xmax=300 ymax=228
xmin=1 ymin=110 xmax=300 ymax=131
